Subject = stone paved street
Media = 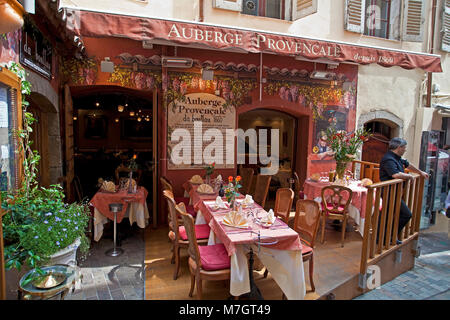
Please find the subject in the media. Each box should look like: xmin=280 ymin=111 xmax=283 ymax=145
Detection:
xmin=355 ymin=214 xmax=450 ymax=300
xmin=65 ymin=223 xmax=146 ymax=300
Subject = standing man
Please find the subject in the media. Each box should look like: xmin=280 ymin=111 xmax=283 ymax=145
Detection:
xmin=379 ymin=138 xmax=429 ymax=244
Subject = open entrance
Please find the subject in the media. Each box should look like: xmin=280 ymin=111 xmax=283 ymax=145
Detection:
xmin=238 ymin=108 xmax=298 ymax=208
xmin=67 ymin=85 xmax=157 ymax=240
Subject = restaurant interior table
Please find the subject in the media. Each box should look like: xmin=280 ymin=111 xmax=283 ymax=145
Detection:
xmin=303 ymin=179 xmax=368 ymax=236
xmin=90 ymin=186 xmax=149 ymax=242
xmin=193 ymin=198 xmax=306 ymax=300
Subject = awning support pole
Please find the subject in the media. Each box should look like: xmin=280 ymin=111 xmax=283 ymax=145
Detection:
xmin=259 ymin=53 xmax=263 ymax=102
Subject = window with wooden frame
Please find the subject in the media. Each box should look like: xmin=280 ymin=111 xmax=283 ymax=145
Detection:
xmin=442 ymin=0 xmax=450 ymax=52
xmin=0 ymin=67 xmax=23 ymax=193
xmin=213 ymin=0 xmax=318 ymax=20
xmin=345 ymin=0 xmax=425 ymax=42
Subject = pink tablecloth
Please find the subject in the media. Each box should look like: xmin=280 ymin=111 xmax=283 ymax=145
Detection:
xmin=194 ymin=200 xmax=302 ymax=257
xmin=303 ymin=180 xmax=368 ymax=218
xmin=90 ymin=187 xmax=148 ymax=223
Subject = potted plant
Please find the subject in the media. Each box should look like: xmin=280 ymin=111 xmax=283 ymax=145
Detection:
xmin=1 ymin=62 xmax=90 ymax=289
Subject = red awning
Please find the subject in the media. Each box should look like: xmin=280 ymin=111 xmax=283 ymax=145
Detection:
xmin=64 ymin=9 xmax=443 ymax=73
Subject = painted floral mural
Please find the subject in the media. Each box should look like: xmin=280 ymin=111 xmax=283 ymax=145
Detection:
xmin=108 ymin=67 xmax=161 ymax=90
xmin=166 ymin=72 xmax=257 ymax=111
xmin=264 ymin=80 xmax=356 ymax=120
xmin=61 ymin=57 xmax=98 ymax=85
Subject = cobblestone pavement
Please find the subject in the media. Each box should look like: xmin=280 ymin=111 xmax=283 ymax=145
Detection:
xmin=354 ymin=228 xmax=450 ymax=300
xmin=65 ymin=224 xmax=146 ymax=300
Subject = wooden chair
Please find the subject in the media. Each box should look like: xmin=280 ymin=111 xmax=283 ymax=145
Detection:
xmin=252 ymin=175 xmax=271 ymax=208
xmin=176 ymin=204 xmax=231 ymax=300
xmin=240 ymin=167 xmax=254 ymax=195
xmin=320 ymin=186 xmax=353 ymax=248
xmin=293 ymin=172 xmax=301 ymax=203
xmin=292 ymin=199 xmax=321 ymax=292
xmin=115 ymin=165 xmax=141 ymax=186
xmin=163 ymin=191 xmax=209 ymax=280
xmin=274 ymin=188 xmax=294 ymax=224
xmin=161 ymin=176 xmax=191 ymax=208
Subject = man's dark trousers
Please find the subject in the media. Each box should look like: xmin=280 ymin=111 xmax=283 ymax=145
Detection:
xmin=377 ymin=198 xmax=412 ymax=243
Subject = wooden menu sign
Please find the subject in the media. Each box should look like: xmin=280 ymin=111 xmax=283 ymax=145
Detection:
xmin=167 ymin=93 xmax=235 ymax=170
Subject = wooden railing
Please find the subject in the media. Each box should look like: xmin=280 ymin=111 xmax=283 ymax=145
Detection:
xmin=359 ymin=174 xmax=425 ymax=285
xmin=351 ymin=160 xmax=381 ymax=183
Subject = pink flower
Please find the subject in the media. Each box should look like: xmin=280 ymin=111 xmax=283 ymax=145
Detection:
xmin=180 ymin=82 xmax=188 ymax=94
xmin=135 ymin=72 xmax=146 ymax=89
xmin=199 ymin=79 xmax=206 ymax=91
xmin=146 ymin=76 xmax=154 ymax=89
xmin=279 ymin=87 xmax=286 ymax=100
xmin=172 ymin=78 xmax=181 ymax=92
xmin=190 ymin=77 xmax=199 ymax=89
xmin=290 ymin=86 xmax=298 ymax=102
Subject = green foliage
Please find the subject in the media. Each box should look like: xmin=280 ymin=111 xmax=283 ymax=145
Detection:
xmin=2 ymin=62 xmax=90 ymax=274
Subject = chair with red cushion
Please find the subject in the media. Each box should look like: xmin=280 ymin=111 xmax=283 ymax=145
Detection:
xmin=161 ymin=176 xmax=196 ymax=218
xmin=292 ymin=199 xmax=321 ymax=292
xmin=320 ymin=185 xmax=353 ymax=248
xmin=163 ymin=190 xmax=209 ymax=280
xmin=176 ymin=204 xmax=231 ymax=300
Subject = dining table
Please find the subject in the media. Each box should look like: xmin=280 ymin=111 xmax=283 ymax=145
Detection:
xmin=193 ymin=197 xmax=306 ymax=300
xmin=89 ymin=186 xmax=149 ymax=241
xmin=303 ymin=179 xmax=369 ymax=236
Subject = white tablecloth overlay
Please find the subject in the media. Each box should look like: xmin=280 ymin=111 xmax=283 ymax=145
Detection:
xmin=94 ymin=202 xmax=149 ymax=242
xmin=198 ymin=216 xmax=306 ymax=300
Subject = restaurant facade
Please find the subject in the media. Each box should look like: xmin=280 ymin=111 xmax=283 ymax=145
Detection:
xmin=1 ymin=0 xmax=448 ymax=227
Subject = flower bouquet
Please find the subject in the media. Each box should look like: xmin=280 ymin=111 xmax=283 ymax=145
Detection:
xmin=204 ymin=162 xmax=215 ymax=185
xmin=325 ymin=127 xmax=371 ymax=181
xmin=224 ymin=176 xmax=242 ymax=209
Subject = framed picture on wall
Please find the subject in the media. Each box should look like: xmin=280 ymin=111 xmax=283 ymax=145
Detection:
xmin=84 ymin=114 xmax=108 ymax=139
xmin=121 ymin=118 xmax=152 ymax=140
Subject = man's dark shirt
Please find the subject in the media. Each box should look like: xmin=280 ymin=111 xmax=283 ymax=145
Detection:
xmin=379 ymin=150 xmax=409 ymax=181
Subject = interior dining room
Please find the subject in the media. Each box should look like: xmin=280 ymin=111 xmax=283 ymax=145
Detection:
xmin=69 ymin=85 xmax=156 ymax=248
xmin=237 ymin=109 xmax=298 ymax=208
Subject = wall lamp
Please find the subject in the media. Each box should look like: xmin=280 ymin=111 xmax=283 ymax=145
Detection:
xmin=162 ymin=56 xmax=193 ymax=68
xmin=101 ymin=57 xmax=115 ymax=73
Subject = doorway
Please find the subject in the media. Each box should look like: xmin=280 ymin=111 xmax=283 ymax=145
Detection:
xmin=362 ymin=120 xmax=397 ymax=164
xmin=67 ymin=86 xmax=158 ymax=227
xmin=238 ymin=109 xmax=298 ymax=208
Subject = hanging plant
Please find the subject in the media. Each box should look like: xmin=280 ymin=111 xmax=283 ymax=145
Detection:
xmin=108 ymin=66 xmax=162 ymax=90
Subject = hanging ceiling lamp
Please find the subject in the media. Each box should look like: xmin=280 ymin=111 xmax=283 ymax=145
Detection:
xmin=137 ymin=117 xmax=142 ymax=122
xmin=118 ymin=105 xmax=124 ymax=112
xmin=0 ymin=0 xmax=25 ymax=34
xmin=129 ymin=111 xmax=135 ymax=117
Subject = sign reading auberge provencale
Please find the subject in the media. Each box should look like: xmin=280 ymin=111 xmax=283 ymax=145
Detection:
xmin=168 ymin=93 xmax=236 ymax=170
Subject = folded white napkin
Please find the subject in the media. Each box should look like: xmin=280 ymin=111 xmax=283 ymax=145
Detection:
xmin=261 ymin=209 xmax=276 ymax=225
xmin=223 ymin=210 xmax=248 ymax=229
xmin=216 ymin=174 xmax=222 ymax=182
xmin=197 ymin=184 xmax=214 ymax=194
xmin=243 ymin=194 xmax=254 ymax=205
xmin=215 ymin=196 xmax=228 ymax=209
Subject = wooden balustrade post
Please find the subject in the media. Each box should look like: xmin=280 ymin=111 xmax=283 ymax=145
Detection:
xmin=369 ymin=187 xmax=382 ymax=259
xmin=360 ymin=187 xmax=374 ymax=276
xmin=377 ymin=186 xmax=389 ymax=254
xmin=392 ymin=182 xmax=403 ymax=245
xmin=414 ymin=176 xmax=425 ymax=234
xmin=385 ymin=184 xmax=397 ymax=250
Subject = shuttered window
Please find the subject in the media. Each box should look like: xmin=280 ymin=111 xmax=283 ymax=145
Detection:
xmin=293 ymin=0 xmax=318 ymax=20
xmin=213 ymin=0 xmax=243 ymax=11
xmin=345 ymin=0 xmax=366 ymax=33
xmin=442 ymin=0 xmax=450 ymax=52
xmin=402 ymin=0 xmax=425 ymax=42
